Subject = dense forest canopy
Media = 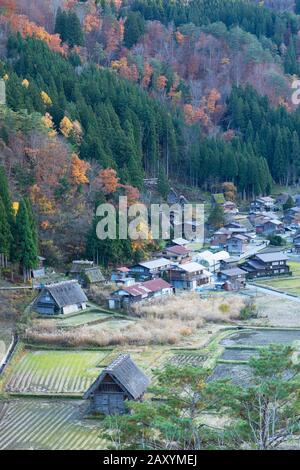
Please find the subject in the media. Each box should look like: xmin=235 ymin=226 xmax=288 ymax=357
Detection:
xmin=1 ymin=0 xmax=300 ymax=263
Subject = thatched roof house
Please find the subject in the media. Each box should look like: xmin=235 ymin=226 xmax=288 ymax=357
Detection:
xmin=84 ymin=354 xmax=150 ymax=415
xmin=33 ymin=280 xmax=88 ymax=315
xmin=82 ymin=267 xmax=105 ymax=286
xmin=70 ymin=260 xmax=105 ymax=286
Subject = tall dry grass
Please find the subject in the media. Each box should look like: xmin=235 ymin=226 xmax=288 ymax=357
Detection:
xmin=132 ymin=292 xmax=244 ymax=323
xmin=25 ymin=293 xmax=245 ymax=348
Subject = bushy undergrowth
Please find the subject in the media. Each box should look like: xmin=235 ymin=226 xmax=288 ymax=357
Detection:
xmin=25 ymin=293 xmax=245 ymax=347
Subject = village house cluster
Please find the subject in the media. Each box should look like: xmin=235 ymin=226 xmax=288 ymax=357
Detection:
xmin=31 ymin=189 xmax=296 ymax=315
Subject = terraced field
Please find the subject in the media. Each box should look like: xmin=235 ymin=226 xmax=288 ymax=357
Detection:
xmin=169 ymin=352 xmax=206 ymax=367
xmin=0 ymin=399 xmax=105 ymax=450
xmin=5 ymin=350 xmax=111 ymax=395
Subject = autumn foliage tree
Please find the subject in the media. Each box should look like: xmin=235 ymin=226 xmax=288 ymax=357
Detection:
xmin=98 ymin=168 xmax=120 ymax=195
xmin=9 ymin=14 xmax=66 ymax=54
xmin=71 ymin=153 xmax=90 ymax=185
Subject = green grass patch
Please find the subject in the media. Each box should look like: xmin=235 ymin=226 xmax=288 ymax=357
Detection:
xmin=288 ymin=261 xmax=300 ymax=277
xmin=255 ymin=276 xmax=300 ymax=296
xmin=4 ymin=349 xmax=109 ymax=396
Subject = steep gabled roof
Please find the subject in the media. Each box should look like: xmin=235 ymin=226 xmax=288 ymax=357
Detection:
xmin=70 ymin=260 xmax=94 ymax=273
xmin=83 ymin=354 xmax=150 ymax=400
xmin=42 ymin=281 xmax=88 ymax=308
xmin=84 ymin=267 xmax=105 ymax=283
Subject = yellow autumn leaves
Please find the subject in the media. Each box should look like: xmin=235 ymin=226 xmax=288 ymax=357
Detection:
xmin=40 ymin=91 xmax=52 ymax=106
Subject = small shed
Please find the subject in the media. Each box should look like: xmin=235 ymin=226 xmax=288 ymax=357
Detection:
xmin=83 ymin=354 xmax=150 ymax=415
xmin=33 ymin=280 xmax=88 ymax=315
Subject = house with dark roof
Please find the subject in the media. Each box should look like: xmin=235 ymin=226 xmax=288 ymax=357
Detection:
xmin=293 ymin=232 xmax=300 ymax=254
xmin=84 ymin=354 xmax=150 ymax=415
xmin=218 ymin=268 xmax=247 ymax=290
xmin=129 ymin=258 xmax=171 ymax=280
xmin=284 ymin=207 xmax=300 ymax=226
xmin=250 ymin=196 xmax=275 ymax=213
xmin=241 ymin=252 xmax=290 ymax=279
xmin=33 ymin=280 xmax=88 ymax=315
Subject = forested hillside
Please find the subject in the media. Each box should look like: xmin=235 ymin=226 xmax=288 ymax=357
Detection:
xmin=1 ymin=0 xmax=300 ymax=264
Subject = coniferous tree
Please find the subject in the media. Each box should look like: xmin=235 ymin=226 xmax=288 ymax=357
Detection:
xmin=157 ymin=167 xmax=170 ymax=199
xmin=0 ymin=166 xmax=14 ymax=229
xmin=0 ymin=197 xmax=12 ymax=268
xmin=13 ymin=199 xmax=38 ymax=282
xmin=208 ymin=204 xmax=225 ymax=229
xmin=124 ymin=11 xmax=146 ymax=48
xmin=25 ymin=197 xmax=39 ymax=251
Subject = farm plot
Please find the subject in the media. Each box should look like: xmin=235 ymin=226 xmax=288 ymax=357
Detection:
xmin=0 ymin=399 xmax=105 ymax=450
xmin=5 ymin=349 xmax=109 ymax=395
xmin=169 ymin=351 xmax=206 ymax=367
xmin=255 ymin=277 xmax=300 ymax=296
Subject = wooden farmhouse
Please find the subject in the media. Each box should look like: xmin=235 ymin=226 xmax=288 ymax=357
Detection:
xmin=70 ymin=260 xmax=105 ymax=287
xmin=241 ymin=252 xmax=290 ymax=279
xmin=33 ymin=280 xmax=88 ymax=315
xmin=83 ymin=354 xmax=150 ymax=415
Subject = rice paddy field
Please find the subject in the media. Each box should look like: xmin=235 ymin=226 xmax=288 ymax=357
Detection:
xmin=254 ymin=261 xmax=300 ymax=296
xmin=4 ymin=349 xmax=111 ymax=396
xmin=2 ymin=345 xmax=210 ymax=396
xmin=1 ymin=325 xmax=299 ymax=449
xmin=0 ymin=399 xmax=105 ymax=450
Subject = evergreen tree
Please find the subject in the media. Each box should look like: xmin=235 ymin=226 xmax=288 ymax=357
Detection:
xmin=0 ymin=197 xmax=12 ymax=267
xmin=13 ymin=199 xmax=38 ymax=282
xmin=124 ymin=11 xmax=146 ymax=48
xmin=66 ymin=11 xmax=84 ymax=47
xmin=283 ymin=195 xmax=295 ymax=211
xmin=0 ymin=166 xmax=14 ymax=229
xmin=25 ymin=197 xmax=39 ymax=251
xmin=55 ymin=8 xmax=84 ymax=47
xmin=157 ymin=167 xmax=170 ymax=199
xmin=208 ymin=204 xmax=225 ymax=229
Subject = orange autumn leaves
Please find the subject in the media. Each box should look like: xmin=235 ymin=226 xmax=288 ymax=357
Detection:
xmin=25 ymin=140 xmax=90 ymax=218
xmin=184 ymin=89 xmax=222 ymax=127
xmin=98 ymin=168 xmax=140 ymax=205
xmin=71 ymin=153 xmax=90 ymax=185
xmin=8 ymin=14 xmax=66 ymax=54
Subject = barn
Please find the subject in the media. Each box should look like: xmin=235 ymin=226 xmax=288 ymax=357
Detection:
xmin=33 ymin=280 xmax=88 ymax=315
xmin=83 ymin=354 xmax=150 ymax=415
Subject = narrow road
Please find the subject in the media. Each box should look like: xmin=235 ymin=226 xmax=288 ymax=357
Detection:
xmin=247 ymin=284 xmax=300 ymax=303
